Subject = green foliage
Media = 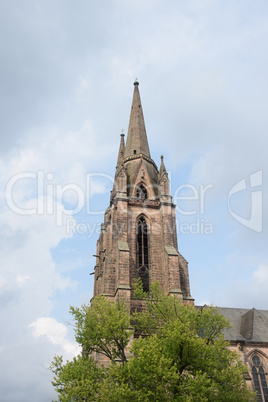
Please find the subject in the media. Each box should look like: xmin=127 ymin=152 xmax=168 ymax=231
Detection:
xmin=50 ymin=354 xmax=103 ymax=401
xmin=51 ymin=282 xmax=257 ymax=401
xmin=70 ymin=295 xmax=133 ymax=364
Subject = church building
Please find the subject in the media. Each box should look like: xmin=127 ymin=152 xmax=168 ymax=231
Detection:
xmin=93 ymin=82 xmax=268 ymax=401
xmin=93 ymin=81 xmax=194 ymax=312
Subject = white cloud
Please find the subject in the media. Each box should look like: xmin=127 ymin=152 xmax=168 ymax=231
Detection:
xmin=209 ymin=257 xmax=268 ymax=310
xmin=75 ymin=78 xmax=91 ymax=103
xmin=30 ymin=317 xmax=81 ymax=360
xmin=16 ymin=274 xmax=30 ymax=284
xmin=253 ymin=263 xmax=268 ymax=287
xmin=0 ymin=119 xmax=94 ymax=400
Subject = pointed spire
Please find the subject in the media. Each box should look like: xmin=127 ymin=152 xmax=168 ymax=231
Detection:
xmin=124 ymin=81 xmax=151 ymax=159
xmin=159 ymin=155 xmax=167 ymax=179
xmin=116 ymin=132 xmax=125 ymax=168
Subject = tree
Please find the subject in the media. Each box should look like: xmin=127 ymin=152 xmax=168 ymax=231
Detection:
xmin=50 ymin=281 xmax=257 ymax=401
xmin=70 ymin=295 xmax=132 ymax=365
xmin=50 ymin=355 xmax=103 ymax=401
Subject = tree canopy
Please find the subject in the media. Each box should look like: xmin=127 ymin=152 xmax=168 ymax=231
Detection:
xmin=50 ymin=281 xmax=256 ymax=401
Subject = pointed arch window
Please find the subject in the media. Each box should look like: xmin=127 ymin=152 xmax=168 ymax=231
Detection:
xmin=136 ymin=184 xmax=148 ymax=199
xmin=251 ymin=355 xmax=268 ymax=401
xmin=137 ymin=216 xmax=149 ymax=292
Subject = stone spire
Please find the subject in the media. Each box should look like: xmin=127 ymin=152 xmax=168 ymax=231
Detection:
xmin=124 ymin=81 xmax=151 ymax=159
xmin=159 ymin=155 xmax=167 ymax=180
xmin=93 ymin=81 xmax=194 ymax=350
xmin=116 ymin=133 xmax=125 ymax=169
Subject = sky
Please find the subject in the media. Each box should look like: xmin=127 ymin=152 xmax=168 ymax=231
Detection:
xmin=0 ymin=0 xmax=267 ymax=400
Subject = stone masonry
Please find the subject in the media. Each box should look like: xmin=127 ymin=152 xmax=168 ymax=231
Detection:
xmin=93 ymin=82 xmax=194 ymax=315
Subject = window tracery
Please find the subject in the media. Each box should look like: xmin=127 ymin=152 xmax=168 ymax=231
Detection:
xmin=136 ymin=184 xmax=148 ymax=199
xmin=251 ymin=354 xmax=268 ymax=401
xmin=137 ymin=216 xmax=149 ymax=292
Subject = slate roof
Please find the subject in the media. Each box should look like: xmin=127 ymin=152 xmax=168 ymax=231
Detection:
xmin=217 ymin=307 xmax=268 ymax=343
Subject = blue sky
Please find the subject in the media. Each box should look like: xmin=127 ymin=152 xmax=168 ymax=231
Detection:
xmin=0 ymin=0 xmax=267 ymax=400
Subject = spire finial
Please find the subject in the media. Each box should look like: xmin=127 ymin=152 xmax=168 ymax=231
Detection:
xmin=134 ymin=78 xmax=139 ymax=86
xmin=159 ymin=154 xmax=167 ymax=179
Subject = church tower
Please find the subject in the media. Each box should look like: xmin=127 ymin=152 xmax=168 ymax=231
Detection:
xmin=93 ymin=82 xmax=194 ymax=311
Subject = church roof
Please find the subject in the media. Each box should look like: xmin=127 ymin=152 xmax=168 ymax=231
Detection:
xmin=124 ymin=81 xmax=151 ymax=159
xmin=217 ymin=307 xmax=268 ymax=343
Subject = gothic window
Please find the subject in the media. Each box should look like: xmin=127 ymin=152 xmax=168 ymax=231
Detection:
xmin=136 ymin=184 xmax=148 ymax=199
xmin=137 ymin=216 xmax=149 ymax=292
xmin=251 ymin=355 xmax=268 ymax=401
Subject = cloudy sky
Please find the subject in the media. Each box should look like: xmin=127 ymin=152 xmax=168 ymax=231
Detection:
xmin=0 ymin=0 xmax=267 ymax=400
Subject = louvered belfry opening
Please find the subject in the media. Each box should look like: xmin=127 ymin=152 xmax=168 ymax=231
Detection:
xmin=137 ymin=216 xmax=149 ymax=292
